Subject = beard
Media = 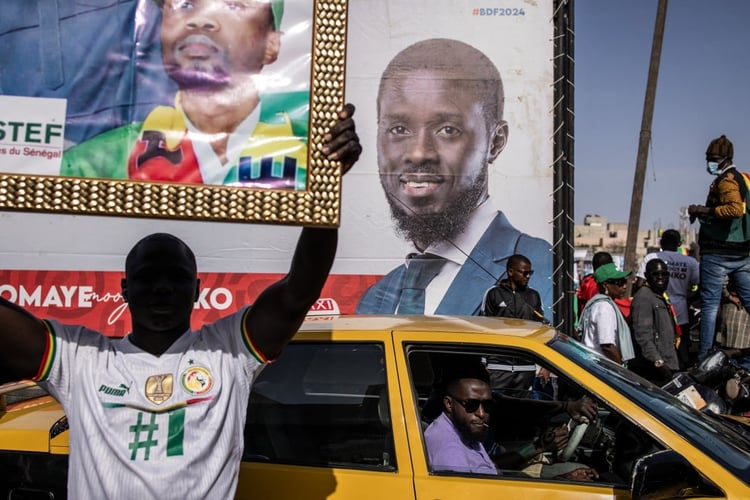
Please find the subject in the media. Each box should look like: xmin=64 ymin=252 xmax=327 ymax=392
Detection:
xmin=383 ymin=168 xmax=488 ymax=250
xmin=455 ymin=417 xmax=489 ymax=444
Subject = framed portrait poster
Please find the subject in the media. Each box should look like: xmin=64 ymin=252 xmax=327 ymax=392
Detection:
xmin=0 ymin=0 xmax=348 ymax=227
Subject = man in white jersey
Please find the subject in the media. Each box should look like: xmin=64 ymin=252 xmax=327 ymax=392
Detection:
xmin=0 ymin=105 xmax=361 ymax=499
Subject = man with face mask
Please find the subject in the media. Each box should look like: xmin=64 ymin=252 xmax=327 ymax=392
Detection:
xmin=688 ymin=135 xmax=750 ymax=361
xmin=629 ymin=259 xmax=680 ymax=385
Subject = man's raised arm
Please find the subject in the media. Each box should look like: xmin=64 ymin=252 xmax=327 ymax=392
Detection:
xmin=0 ymin=297 xmax=48 ymax=382
xmin=244 ymin=104 xmax=361 ymax=360
xmin=248 ymin=226 xmax=338 ymax=359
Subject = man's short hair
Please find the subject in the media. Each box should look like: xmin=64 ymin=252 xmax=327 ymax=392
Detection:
xmin=151 ymin=0 xmax=284 ymax=31
xmin=592 ymin=251 xmax=613 ymax=270
xmin=125 ymin=233 xmax=197 ymax=274
xmin=506 ymin=254 xmax=531 ymax=272
xmin=377 ymin=38 xmax=504 ymax=128
xmin=659 ymin=229 xmax=681 ymax=250
xmin=645 ymin=258 xmax=667 ymax=276
xmin=439 ymin=356 xmax=491 ymax=394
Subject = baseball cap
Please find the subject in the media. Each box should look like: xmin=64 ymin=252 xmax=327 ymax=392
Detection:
xmin=269 ymin=0 xmax=284 ymax=31
xmin=706 ymin=135 xmax=733 ymax=160
xmin=152 ymin=0 xmax=284 ymax=31
xmin=593 ymin=263 xmax=631 ymax=284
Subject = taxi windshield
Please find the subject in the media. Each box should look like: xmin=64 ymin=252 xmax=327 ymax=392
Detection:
xmin=550 ymin=335 xmax=750 ymax=485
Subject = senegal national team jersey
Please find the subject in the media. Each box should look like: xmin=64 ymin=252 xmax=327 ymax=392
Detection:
xmin=34 ymin=308 xmax=266 ymax=499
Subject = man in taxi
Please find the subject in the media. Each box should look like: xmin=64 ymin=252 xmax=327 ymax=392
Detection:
xmin=424 ymin=359 xmax=598 ymax=481
xmin=424 ymin=360 xmax=497 ymax=474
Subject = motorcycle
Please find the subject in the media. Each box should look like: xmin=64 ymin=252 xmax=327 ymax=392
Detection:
xmin=661 ymin=348 xmax=750 ymax=416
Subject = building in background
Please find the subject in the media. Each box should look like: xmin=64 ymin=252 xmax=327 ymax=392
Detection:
xmin=574 ymin=212 xmax=697 ymax=285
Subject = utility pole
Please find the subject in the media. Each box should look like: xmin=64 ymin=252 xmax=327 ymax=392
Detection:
xmin=624 ymin=0 xmax=668 ymax=294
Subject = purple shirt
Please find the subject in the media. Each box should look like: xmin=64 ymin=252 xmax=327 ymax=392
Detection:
xmin=424 ymin=413 xmax=497 ymax=475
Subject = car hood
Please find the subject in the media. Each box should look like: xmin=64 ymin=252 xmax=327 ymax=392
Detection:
xmin=0 ymin=381 xmax=68 ymax=453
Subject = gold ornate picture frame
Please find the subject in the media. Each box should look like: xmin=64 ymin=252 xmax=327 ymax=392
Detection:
xmin=0 ymin=0 xmax=348 ymax=228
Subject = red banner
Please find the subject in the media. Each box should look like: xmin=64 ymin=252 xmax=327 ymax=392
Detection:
xmin=0 ymin=270 xmax=380 ymax=337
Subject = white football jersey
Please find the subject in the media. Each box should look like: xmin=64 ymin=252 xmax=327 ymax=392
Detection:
xmin=36 ymin=308 xmax=264 ymax=499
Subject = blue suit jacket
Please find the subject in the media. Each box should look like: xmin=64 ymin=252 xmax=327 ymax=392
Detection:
xmin=1 ymin=0 xmax=172 ymax=145
xmin=356 ymin=212 xmax=553 ymax=319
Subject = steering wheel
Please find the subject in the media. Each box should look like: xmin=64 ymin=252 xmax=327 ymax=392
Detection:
xmin=558 ymin=419 xmax=588 ymax=462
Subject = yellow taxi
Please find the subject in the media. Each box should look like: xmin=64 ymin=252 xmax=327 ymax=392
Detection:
xmin=2 ymin=315 xmax=750 ymax=499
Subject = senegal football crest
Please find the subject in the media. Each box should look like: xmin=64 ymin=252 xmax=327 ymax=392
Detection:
xmin=145 ymin=374 xmax=173 ymax=404
xmin=181 ymin=366 xmax=213 ymax=396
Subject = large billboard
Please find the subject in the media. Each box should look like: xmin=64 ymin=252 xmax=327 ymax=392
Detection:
xmin=0 ymin=0 xmax=558 ymax=332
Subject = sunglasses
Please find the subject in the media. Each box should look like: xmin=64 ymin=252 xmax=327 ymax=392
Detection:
xmin=448 ymin=394 xmax=495 ymax=413
xmin=606 ymin=278 xmax=628 ymax=287
xmin=511 ymin=268 xmax=534 ymax=278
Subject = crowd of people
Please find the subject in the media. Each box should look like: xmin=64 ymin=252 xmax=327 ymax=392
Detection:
xmin=415 ymin=156 xmax=750 ymax=479
xmin=571 ymin=135 xmax=750 ymax=384
xmin=480 ymin=134 xmax=750 ymax=387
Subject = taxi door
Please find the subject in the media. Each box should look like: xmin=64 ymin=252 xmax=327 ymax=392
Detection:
xmin=392 ymin=330 xmax=625 ymax=500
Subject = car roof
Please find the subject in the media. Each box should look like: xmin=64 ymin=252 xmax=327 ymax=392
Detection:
xmin=300 ymin=314 xmax=556 ymax=341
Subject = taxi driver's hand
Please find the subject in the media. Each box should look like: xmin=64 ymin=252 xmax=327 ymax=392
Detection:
xmin=567 ymin=396 xmax=597 ymax=424
xmin=558 ymin=467 xmax=599 ymax=482
xmin=540 ymin=424 xmax=569 ymax=452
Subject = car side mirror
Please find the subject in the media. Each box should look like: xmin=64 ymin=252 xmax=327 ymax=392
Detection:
xmin=631 ymin=450 xmax=721 ymax=499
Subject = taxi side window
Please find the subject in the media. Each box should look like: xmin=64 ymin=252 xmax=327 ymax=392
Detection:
xmin=243 ymin=342 xmax=395 ymax=471
xmin=407 ymin=347 xmax=663 ymax=486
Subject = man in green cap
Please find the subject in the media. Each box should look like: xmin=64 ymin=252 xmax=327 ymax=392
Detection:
xmin=688 ymin=135 xmax=750 ymax=361
xmin=578 ymin=263 xmax=635 ymax=365
xmin=62 ymin=0 xmax=311 ymax=189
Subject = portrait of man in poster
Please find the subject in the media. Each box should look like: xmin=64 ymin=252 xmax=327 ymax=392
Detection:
xmin=64 ymin=0 xmax=312 ymax=189
xmin=354 ymin=38 xmax=552 ymax=317
xmin=2 ymin=0 xmax=314 ymax=190
xmin=346 ymin=2 xmax=555 ymax=319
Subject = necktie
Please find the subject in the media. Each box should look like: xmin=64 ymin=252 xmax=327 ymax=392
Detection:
xmin=397 ymin=253 xmax=447 ymax=314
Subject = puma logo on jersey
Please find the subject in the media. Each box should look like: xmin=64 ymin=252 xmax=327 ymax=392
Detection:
xmin=99 ymin=383 xmax=131 ymax=397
